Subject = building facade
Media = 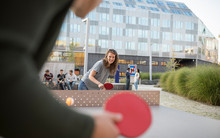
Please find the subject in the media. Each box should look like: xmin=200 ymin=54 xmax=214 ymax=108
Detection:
xmin=50 ymin=0 xmax=218 ymax=75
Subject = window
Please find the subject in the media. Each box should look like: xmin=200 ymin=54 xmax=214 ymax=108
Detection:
xmin=112 ymin=2 xmax=123 ymax=9
xmin=126 ymin=42 xmax=135 ymax=50
xmin=162 ymin=44 xmax=170 ymax=52
xmin=173 ymin=21 xmax=183 ymax=29
xmin=185 ymin=34 xmax=194 ymax=42
xmin=173 ymin=33 xmax=183 ymax=41
xmin=99 ymin=13 xmax=109 ymax=22
xmin=137 ymin=60 xmax=147 ymax=65
xmin=87 ymin=11 xmax=96 ymax=20
xmin=113 ymin=2 xmax=122 ymax=6
xmin=57 ymin=36 xmax=66 ymax=41
xmin=146 ymin=0 xmax=155 ymax=4
xmin=161 ymin=62 xmax=166 ymax=66
xmin=138 ymin=30 xmax=148 ymax=38
xmin=138 ymin=5 xmax=147 ymax=10
xmin=125 ymin=29 xmax=135 ymax=37
xmin=99 ymin=1 xmax=110 ymax=8
xmin=152 ymin=61 xmax=159 ymax=66
xmin=98 ymin=40 xmax=108 ymax=48
xmin=70 ymin=24 xmax=80 ymax=32
xmin=178 ymin=3 xmax=187 ymax=9
xmin=149 ymin=7 xmax=159 ymax=12
xmin=60 ymin=23 xmax=67 ymax=32
xmin=138 ymin=42 xmax=148 ymax=51
xmin=183 ymin=11 xmax=193 ymax=16
xmin=125 ymin=0 xmax=134 ymax=2
xmin=126 ymin=16 xmax=136 ymax=24
xmin=185 ymin=46 xmax=194 ymax=54
xmin=138 ymin=17 xmax=148 ymax=25
xmin=162 ymin=20 xmax=170 ymax=28
xmin=135 ymin=0 xmax=143 ymax=2
xmin=152 ymin=43 xmax=160 ymax=51
xmin=99 ymin=26 xmax=109 ymax=35
xmin=157 ymin=1 xmax=165 ymax=6
xmin=88 ymin=39 xmax=96 ymax=46
xmin=113 ymin=14 xmax=123 ymax=23
xmin=119 ymin=59 xmax=134 ymax=64
xmin=125 ymin=3 xmax=135 ymax=8
xmin=173 ymin=45 xmax=183 ymax=52
xmin=151 ymin=18 xmax=160 ymax=27
xmin=161 ymin=8 xmax=170 ymax=13
xmin=112 ymin=28 xmax=123 ymax=36
xmin=112 ymin=41 xmax=122 ymax=49
xmin=90 ymin=26 xmax=96 ymax=34
xmin=162 ymin=32 xmax=170 ymax=40
xmin=166 ymin=2 xmax=176 ymax=7
xmin=185 ymin=22 xmax=194 ymax=30
xmin=103 ymin=1 xmax=110 ymax=4
xmin=151 ymin=31 xmax=160 ymax=39
xmin=70 ymin=37 xmax=80 ymax=46
xmin=171 ymin=9 xmax=182 ymax=15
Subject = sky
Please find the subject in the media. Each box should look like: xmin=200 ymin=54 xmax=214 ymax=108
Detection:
xmin=168 ymin=0 xmax=220 ymax=62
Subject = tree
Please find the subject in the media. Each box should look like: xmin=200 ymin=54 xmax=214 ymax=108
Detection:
xmin=166 ymin=49 xmax=180 ymax=72
xmin=66 ymin=42 xmax=76 ymax=63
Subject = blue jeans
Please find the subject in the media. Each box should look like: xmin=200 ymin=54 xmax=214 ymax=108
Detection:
xmin=78 ymin=80 xmax=88 ymax=90
xmin=126 ymin=79 xmax=130 ymax=90
xmin=134 ymin=79 xmax=139 ymax=90
xmin=67 ymin=81 xmax=75 ymax=90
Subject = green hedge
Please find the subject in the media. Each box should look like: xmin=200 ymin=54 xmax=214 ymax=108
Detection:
xmin=140 ymin=72 xmax=162 ymax=80
xmin=159 ymin=72 xmax=171 ymax=91
xmin=160 ymin=65 xmax=220 ymax=106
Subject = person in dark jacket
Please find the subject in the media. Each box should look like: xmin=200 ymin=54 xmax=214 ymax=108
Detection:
xmin=0 ymin=0 xmax=122 ymax=138
xmin=125 ymin=68 xmax=131 ymax=90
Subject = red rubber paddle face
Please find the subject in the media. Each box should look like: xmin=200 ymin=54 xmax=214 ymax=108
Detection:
xmin=104 ymin=83 xmax=113 ymax=90
xmin=105 ymin=92 xmax=152 ymax=137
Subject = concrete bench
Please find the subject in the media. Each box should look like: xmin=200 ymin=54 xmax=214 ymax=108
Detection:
xmin=50 ymin=90 xmax=160 ymax=107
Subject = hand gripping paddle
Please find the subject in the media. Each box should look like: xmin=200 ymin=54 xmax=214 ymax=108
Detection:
xmin=104 ymin=83 xmax=114 ymax=90
xmin=104 ymin=92 xmax=152 ymax=137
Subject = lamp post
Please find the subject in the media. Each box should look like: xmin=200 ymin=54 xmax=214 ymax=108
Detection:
xmin=149 ymin=44 xmax=152 ymax=81
xmin=82 ymin=18 xmax=89 ymax=75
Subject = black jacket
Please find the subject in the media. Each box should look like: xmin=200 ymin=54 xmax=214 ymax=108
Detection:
xmin=0 ymin=1 xmax=94 ymax=137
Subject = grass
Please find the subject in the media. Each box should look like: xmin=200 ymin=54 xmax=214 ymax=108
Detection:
xmin=140 ymin=72 xmax=162 ymax=80
xmin=159 ymin=72 xmax=171 ymax=91
xmin=160 ymin=65 xmax=220 ymax=106
xmin=174 ymin=67 xmax=191 ymax=96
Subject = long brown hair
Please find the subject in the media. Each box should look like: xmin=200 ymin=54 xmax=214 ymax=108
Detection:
xmin=102 ymin=49 xmax=119 ymax=76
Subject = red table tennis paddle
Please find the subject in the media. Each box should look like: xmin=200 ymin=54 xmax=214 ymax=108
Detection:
xmin=104 ymin=92 xmax=152 ymax=137
xmin=104 ymin=83 xmax=113 ymax=90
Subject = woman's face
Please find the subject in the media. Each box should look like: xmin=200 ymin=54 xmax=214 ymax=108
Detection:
xmin=107 ymin=52 xmax=116 ymax=64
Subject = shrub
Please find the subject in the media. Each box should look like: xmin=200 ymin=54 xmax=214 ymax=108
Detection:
xmin=166 ymin=72 xmax=176 ymax=93
xmin=159 ymin=72 xmax=171 ymax=91
xmin=186 ymin=66 xmax=220 ymax=105
xmin=174 ymin=67 xmax=191 ymax=96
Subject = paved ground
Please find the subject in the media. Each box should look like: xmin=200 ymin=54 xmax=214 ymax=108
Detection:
xmin=132 ymin=84 xmax=220 ymax=120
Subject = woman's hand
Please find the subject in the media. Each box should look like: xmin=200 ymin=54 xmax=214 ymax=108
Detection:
xmin=98 ymin=83 xmax=104 ymax=89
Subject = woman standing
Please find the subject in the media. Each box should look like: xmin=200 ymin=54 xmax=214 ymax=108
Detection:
xmin=134 ymin=69 xmax=140 ymax=90
xmin=78 ymin=49 xmax=119 ymax=90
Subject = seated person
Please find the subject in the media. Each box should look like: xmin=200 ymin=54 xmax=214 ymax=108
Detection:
xmin=57 ymin=69 xmax=66 ymax=90
xmin=42 ymin=69 xmax=56 ymax=87
xmin=66 ymin=70 xmax=77 ymax=90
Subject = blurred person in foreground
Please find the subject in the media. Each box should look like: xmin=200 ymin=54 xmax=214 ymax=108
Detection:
xmin=0 ymin=0 xmax=122 ymax=138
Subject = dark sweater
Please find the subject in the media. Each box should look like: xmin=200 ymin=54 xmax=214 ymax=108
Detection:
xmin=0 ymin=1 xmax=94 ymax=137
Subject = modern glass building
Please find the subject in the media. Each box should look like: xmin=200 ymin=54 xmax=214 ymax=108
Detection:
xmin=50 ymin=0 xmax=218 ymax=75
